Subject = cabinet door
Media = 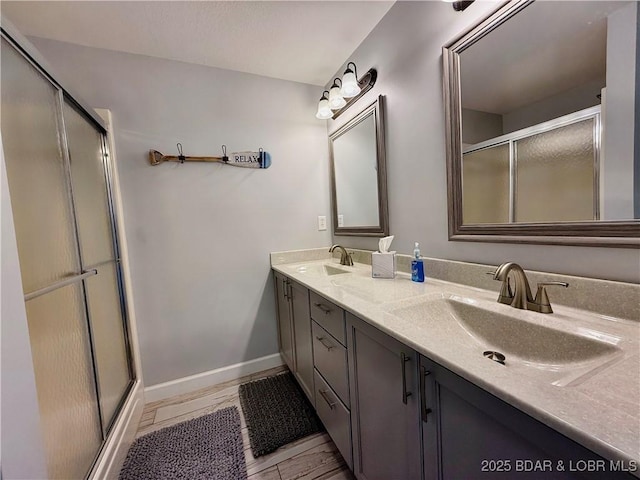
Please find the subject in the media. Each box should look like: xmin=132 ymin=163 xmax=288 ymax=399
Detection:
xmin=274 ymin=272 xmax=295 ymax=371
xmin=347 ymin=313 xmax=422 ymax=480
xmin=290 ymin=279 xmax=314 ymax=404
xmin=420 ymin=356 xmax=633 ymax=480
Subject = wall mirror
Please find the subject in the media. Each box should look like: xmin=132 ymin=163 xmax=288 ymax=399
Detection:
xmin=329 ymin=95 xmax=388 ymax=236
xmin=444 ymin=0 xmax=639 ymax=247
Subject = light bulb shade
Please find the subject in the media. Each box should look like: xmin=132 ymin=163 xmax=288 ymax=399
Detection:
xmin=315 ymin=97 xmax=332 ymax=119
xmin=329 ymin=85 xmax=347 ymax=109
xmin=340 ymin=70 xmax=360 ymax=98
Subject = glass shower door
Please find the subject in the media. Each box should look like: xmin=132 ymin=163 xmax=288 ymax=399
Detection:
xmin=462 ymin=143 xmax=511 ymax=224
xmin=515 ymin=118 xmax=597 ymax=222
xmin=63 ymin=100 xmax=133 ymax=432
xmin=2 ymin=35 xmax=134 ymax=479
xmin=1 ymin=38 xmax=102 ymax=479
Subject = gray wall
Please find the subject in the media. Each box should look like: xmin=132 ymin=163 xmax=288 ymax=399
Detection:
xmin=502 ymin=78 xmax=603 ymax=134
xmin=328 ymin=1 xmax=639 ymax=283
xmin=461 ymin=108 xmax=503 ymax=145
xmin=31 ymin=38 xmax=332 ymax=386
xmin=603 ymin=2 xmax=638 ymax=220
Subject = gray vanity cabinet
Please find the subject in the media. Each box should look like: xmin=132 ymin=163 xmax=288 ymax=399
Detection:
xmin=274 ymin=272 xmax=295 ymax=371
xmin=347 ymin=312 xmax=423 ymax=480
xmin=310 ymin=291 xmax=353 ymax=469
xmin=419 ymin=356 xmax=635 ymax=480
xmin=273 ymin=272 xmax=314 ymax=404
xmin=290 ymin=279 xmax=314 ymax=403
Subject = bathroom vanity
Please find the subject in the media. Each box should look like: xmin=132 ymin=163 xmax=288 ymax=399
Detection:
xmin=271 ymin=249 xmax=639 ymax=480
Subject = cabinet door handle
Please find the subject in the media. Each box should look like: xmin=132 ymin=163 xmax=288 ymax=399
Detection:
xmin=319 ymin=389 xmax=336 ymax=410
xmin=401 ymin=352 xmax=412 ymax=405
xmin=315 ymin=336 xmax=334 ymax=351
xmin=283 ymin=278 xmax=289 ymax=300
xmin=287 ymin=280 xmax=293 ymax=300
xmin=314 ymin=302 xmax=332 ymax=314
xmin=420 ymin=365 xmax=433 ymax=422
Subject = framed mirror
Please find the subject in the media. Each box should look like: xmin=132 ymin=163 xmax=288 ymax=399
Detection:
xmin=444 ymin=0 xmax=639 ymax=247
xmin=329 ymin=95 xmax=388 ymax=236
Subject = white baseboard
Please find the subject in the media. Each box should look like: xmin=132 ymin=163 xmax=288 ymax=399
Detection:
xmin=143 ymin=353 xmax=284 ymax=403
xmin=90 ymin=380 xmax=144 ymax=480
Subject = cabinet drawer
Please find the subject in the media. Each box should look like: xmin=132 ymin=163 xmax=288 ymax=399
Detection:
xmin=309 ymin=291 xmax=345 ymax=345
xmin=314 ymin=369 xmax=352 ymax=470
xmin=312 ymin=322 xmax=349 ymax=407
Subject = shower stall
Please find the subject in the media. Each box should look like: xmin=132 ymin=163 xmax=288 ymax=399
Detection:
xmin=1 ymin=30 xmax=135 ymax=479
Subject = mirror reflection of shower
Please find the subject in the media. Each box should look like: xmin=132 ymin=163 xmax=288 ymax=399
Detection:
xmin=458 ymin=1 xmax=638 ymax=224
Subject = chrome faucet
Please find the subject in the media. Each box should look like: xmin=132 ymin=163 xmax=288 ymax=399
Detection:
xmin=491 ymin=262 xmax=568 ymax=314
xmin=329 ymin=244 xmax=354 ymax=266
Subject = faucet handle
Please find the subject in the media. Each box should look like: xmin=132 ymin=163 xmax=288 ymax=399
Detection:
xmin=534 ymin=282 xmax=569 ymax=313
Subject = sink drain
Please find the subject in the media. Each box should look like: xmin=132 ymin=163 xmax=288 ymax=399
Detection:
xmin=483 ymin=351 xmax=506 ymax=365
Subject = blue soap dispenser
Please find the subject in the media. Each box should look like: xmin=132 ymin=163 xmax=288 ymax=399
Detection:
xmin=411 ymin=242 xmax=425 ymax=282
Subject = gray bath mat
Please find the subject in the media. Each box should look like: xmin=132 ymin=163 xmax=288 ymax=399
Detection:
xmin=239 ymin=371 xmax=323 ymax=457
xmin=119 ymin=406 xmax=246 ymax=480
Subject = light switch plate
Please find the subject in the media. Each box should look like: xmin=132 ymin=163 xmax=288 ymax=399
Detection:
xmin=318 ymin=216 xmax=327 ymax=231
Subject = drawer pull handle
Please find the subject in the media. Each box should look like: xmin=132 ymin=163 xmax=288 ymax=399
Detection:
xmin=314 ymin=303 xmax=332 ymax=314
xmin=401 ymin=352 xmax=412 ymax=405
xmin=420 ymin=366 xmax=433 ymax=422
xmin=316 ymin=336 xmax=334 ymax=351
xmin=319 ymin=389 xmax=336 ymax=410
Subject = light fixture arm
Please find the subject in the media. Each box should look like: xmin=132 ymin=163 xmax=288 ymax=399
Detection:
xmin=345 ymin=62 xmax=358 ymax=77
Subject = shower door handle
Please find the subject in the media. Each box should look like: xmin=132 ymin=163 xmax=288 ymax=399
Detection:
xmin=24 ymin=269 xmax=98 ymax=301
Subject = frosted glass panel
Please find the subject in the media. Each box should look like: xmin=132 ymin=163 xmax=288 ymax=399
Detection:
xmin=515 ymin=119 xmax=595 ymax=222
xmin=1 ymin=39 xmax=80 ymax=292
xmin=462 ymin=144 xmax=510 ymax=223
xmin=84 ymin=261 xmax=131 ymax=430
xmin=63 ymin=101 xmax=115 ymax=266
xmin=25 ymin=284 xmax=102 ymax=479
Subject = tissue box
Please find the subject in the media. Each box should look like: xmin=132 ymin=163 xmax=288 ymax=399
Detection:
xmin=372 ymin=251 xmax=396 ymax=278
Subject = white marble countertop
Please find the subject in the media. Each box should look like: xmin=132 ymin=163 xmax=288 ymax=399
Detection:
xmin=271 ymin=255 xmax=640 ymax=474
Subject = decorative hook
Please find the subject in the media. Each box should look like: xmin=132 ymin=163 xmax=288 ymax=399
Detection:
xmin=177 ymin=143 xmax=185 ymax=164
xmin=222 ymin=145 xmax=228 ymax=163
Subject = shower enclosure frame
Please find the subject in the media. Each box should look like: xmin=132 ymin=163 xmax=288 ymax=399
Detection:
xmin=1 ymin=22 xmax=137 ymax=478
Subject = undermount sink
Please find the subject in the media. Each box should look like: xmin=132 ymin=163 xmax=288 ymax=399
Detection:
xmin=294 ymin=264 xmax=350 ymax=276
xmin=385 ymin=294 xmax=624 ymax=386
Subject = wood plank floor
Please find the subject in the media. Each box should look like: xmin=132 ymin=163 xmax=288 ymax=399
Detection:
xmin=135 ymin=366 xmax=355 ymax=480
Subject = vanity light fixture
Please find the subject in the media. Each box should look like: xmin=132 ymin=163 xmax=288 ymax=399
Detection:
xmin=329 ymin=78 xmax=347 ymax=110
xmin=315 ymin=61 xmax=377 ymax=120
xmin=340 ymin=62 xmax=361 ymax=98
xmin=442 ymin=0 xmax=475 ymax=12
xmin=315 ymin=90 xmax=333 ymax=119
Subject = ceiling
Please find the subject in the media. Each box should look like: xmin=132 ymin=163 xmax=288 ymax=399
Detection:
xmin=1 ymin=1 xmax=395 ymax=86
